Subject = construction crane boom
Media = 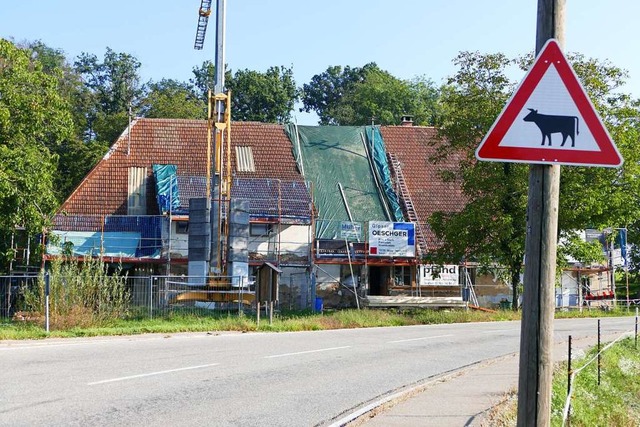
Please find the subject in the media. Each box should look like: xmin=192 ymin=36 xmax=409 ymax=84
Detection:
xmin=194 ymin=0 xmax=213 ymax=50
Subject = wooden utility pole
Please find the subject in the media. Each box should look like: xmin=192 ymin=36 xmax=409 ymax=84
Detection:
xmin=517 ymin=1 xmax=564 ymax=426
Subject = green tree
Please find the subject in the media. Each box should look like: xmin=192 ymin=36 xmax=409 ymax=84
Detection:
xmin=22 ymin=40 xmax=105 ymax=200
xmin=429 ymin=53 xmax=526 ymax=308
xmin=190 ymin=60 xmax=231 ymax=102
xmin=336 ymin=71 xmax=441 ymax=126
xmin=430 ymin=50 xmax=640 ymax=309
xmin=300 ymin=63 xmax=375 ymax=125
xmin=0 ymin=39 xmax=74 ymax=270
xmin=557 ymin=231 xmax=606 ymax=271
xmin=301 ymin=63 xmax=440 ymax=126
xmin=192 ymin=62 xmax=298 ymax=123
xmin=555 ymin=55 xmax=640 ymax=232
xmin=226 ymin=66 xmax=297 ymax=123
xmin=140 ymin=79 xmax=205 ymax=119
xmin=74 ymin=47 xmax=145 ymax=142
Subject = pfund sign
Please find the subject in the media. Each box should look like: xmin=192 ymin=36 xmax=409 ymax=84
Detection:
xmin=419 ymin=265 xmax=459 ymax=286
xmin=368 ymin=221 xmax=415 ymax=257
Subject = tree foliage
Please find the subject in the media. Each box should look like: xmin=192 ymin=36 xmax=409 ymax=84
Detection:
xmin=192 ymin=62 xmax=298 ymax=123
xmin=301 ymin=63 xmax=441 ymax=126
xmin=191 ymin=60 xmax=225 ymax=101
xmin=74 ymin=47 xmax=145 ymax=142
xmin=557 ymin=55 xmax=640 ymax=232
xmin=300 ymin=63 xmax=375 ymax=125
xmin=140 ymin=79 xmax=205 ymax=119
xmin=226 ymin=66 xmax=297 ymax=123
xmin=429 ymin=52 xmax=525 ymax=306
xmin=0 ymin=39 xmax=74 ymax=268
xmin=22 ymin=40 xmax=105 ymax=200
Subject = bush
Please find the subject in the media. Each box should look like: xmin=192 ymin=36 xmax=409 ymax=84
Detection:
xmin=22 ymin=258 xmax=130 ymax=328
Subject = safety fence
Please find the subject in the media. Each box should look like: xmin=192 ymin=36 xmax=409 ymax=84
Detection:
xmin=562 ymin=313 xmax=639 ymax=426
xmin=0 ymin=275 xmax=39 ymax=318
xmin=1 ymin=274 xmax=260 ymax=322
xmin=144 ymin=275 xmax=256 ymax=317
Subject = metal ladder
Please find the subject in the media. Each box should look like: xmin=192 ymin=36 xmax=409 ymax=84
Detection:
xmin=387 ymin=153 xmax=428 ymax=257
xmin=465 ymin=267 xmax=479 ymax=307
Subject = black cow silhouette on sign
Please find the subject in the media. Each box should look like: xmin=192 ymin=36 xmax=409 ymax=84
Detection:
xmin=523 ymin=108 xmax=580 ymax=147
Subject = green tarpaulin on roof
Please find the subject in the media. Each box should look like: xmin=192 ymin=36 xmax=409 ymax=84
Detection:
xmin=285 ymin=125 xmax=402 ymax=239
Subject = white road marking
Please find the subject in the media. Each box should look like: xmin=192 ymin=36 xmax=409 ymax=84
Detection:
xmin=0 ymin=339 xmax=125 ymax=351
xmin=0 ymin=334 xmax=220 ymax=351
xmin=388 ymin=334 xmax=453 ymax=343
xmin=87 ymin=363 xmax=219 ymax=385
xmin=265 ymin=346 xmax=351 ymax=359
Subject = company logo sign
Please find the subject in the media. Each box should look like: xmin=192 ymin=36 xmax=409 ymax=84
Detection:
xmin=368 ymin=221 xmax=415 ymax=257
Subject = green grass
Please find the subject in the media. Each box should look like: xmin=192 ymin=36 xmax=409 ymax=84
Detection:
xmin=484 ymin=336 xmax=640 ymax=426
xmin=550 ymin=337 xmax=640 ymax=427
xmin=2 ymin=307 xmax=635 ymax=341
xmin=554 ymin=307 xmax=637 ymax=319
xmin=1 ymin=308 xmax=507 ymax=339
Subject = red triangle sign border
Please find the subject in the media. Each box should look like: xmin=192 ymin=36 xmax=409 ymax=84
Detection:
xmin=475 ymin=39 xmax=623 ymax=168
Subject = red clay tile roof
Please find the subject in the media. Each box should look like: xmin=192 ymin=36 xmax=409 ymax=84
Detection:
xmin=380 ymin=125 xmax=465 ymax=248
xmin=59 ymin=119 xmax=303 ymax=216
xmin=58 ymin=120 xmax=465 ymax=251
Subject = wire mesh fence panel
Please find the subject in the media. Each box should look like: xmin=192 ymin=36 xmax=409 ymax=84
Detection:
xmin=150 ymin=275 xmax=255 ymax=317
xmin=125 ymin=276 xmax=154 ymax=318
xmin=0 ymin=275 xmax=39 ymax=318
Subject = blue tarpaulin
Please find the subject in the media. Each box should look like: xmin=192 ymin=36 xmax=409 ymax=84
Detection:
xmin=153 ymin=164 xmax=180 ymax=214
xmin=47 ymin=216 xmax=163 ymax=258
xmin=365 ymin=126 xmax=404 ymax=222
xmin=47 ymin=231 xmax=142 ymax=258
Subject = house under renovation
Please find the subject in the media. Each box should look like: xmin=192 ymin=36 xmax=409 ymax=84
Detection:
xmin=45 ymin=115 xmax=479 ymax=310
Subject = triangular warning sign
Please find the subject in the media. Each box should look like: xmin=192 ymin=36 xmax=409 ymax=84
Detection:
xmin=475 ymin=39 xmax=623 ymax=168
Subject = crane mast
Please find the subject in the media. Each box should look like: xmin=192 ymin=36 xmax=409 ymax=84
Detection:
xmin=193 ymin=0 xmax=231 ymax=275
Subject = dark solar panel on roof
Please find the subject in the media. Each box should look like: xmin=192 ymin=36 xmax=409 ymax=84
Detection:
xmin=176 ymin=176 xmax=209 ymax=210
xmin=172 ymin=176 xmax=312 ymax=222
xmin=233 ymin=178 xmax=311 ymax=221
xmin=52 ymin=215 xmax=103 ymax=232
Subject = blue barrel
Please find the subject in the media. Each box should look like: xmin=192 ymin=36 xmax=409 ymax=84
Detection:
xmin=314 ymin=297 xmax=323 ymax=312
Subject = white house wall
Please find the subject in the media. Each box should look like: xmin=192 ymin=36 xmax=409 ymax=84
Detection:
xmin=557 ymin=270 xmax=580 ymax=307
xmin=248 ymin=224 xmax=311 ymax=259
xmin=166 ymin=220 xmax=189 ymax=259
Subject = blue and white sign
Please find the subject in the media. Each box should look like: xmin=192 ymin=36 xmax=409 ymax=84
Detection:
xmin=340 ymin=221 xmax=362 ymax=240
xmin=368 ymin=221 xmax=415 ymax=257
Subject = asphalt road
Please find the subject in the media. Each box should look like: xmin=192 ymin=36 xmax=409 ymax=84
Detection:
xmin=0 ymin=317 xmax=634 ymax=426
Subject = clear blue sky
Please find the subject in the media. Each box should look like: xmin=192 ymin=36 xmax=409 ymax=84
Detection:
xmin=2 ymin=0 xmax=638 ymax=125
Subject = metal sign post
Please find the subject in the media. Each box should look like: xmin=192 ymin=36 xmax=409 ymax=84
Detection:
xmin=45 ymin=271 xmax=50 ymax=333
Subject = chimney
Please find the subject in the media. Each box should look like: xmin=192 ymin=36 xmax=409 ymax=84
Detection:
xmin=400 ymin=115 xmax=414 ymax=126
